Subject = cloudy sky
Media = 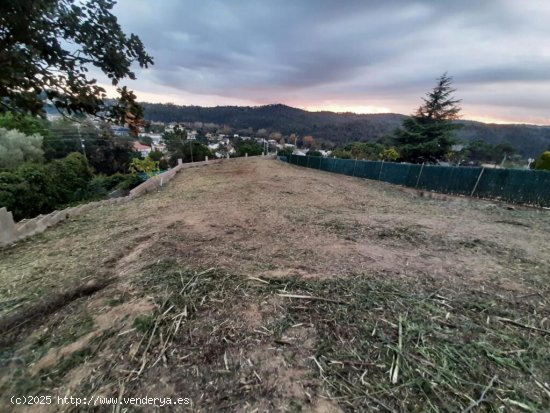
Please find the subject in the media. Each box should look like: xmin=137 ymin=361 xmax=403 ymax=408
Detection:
xmin=103 ymin=0 xmax=550 ymax=124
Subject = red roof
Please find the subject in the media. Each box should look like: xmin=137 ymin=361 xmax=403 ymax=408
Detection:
xmin=133 ymin=142 xmax=151 ymax=151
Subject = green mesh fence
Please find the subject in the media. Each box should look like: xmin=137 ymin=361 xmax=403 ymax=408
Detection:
xmin=285 ymin=155 xmax=550 ymax=207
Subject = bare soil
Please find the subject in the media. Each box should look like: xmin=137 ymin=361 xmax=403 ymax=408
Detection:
xmin=0 ymin=158 xmax=548 ymax=412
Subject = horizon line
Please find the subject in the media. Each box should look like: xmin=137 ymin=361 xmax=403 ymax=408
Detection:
xmin=137 ymin=101 xmax=550 ymax=127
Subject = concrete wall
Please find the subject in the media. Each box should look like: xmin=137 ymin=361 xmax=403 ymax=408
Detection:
xmin=0 ymin=156 xmax=270 ymax=248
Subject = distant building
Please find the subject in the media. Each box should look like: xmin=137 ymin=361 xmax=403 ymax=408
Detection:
xmin=139 ymin=133 xmax=163 ymax=143
xmin=111 ymin=126 xmax=130 ymax=136
xmin=132 ymin=142 xmax=152 ymax=157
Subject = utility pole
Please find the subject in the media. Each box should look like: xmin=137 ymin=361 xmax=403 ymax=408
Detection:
xmin=77 ymin=123 xmax=87 ymax=159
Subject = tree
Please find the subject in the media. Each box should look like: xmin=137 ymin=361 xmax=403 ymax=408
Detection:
xmin=163 ymin=127 xmax=211 ymax=164
xmin=43 ymin=119 xmax=135 ymax=173
xmin=303 ymin=135 xmax=315 ymax=148
xmin=393 ymin=73 xmax=461 ymax=163
xmin=0 ymin=113 xmax=50 ymax=137
xmin=0 ymin=152 xmax=92 ymax=220
xmin=463 ymin=140 xmax=517 ymax=165
xmin=234 ymin=139 xmax=263 ymax=157
xmin=533 ymin=151 xmax=550 ymax=170
xmin=85 ymin=122 xmax=136 ymax=174
xmin=163 ymin=126 xmax=188 ymax=161
xmin=148 ymin=150 xmax=163 ymax=162
xmin=269 ymin=132 xmax=283 ymax=142
xmin=0 ymin=127 xmax=44 ymax=169
xmin=139 ymin=136 xmax=153 ymax=146
xmin=277 ymin=147 xmax=293 ymax=157
xmin=0 ymin=0 xmax=153 ymax=134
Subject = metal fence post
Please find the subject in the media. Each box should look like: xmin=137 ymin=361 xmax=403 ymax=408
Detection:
xmin=378 ymin=160 xmax=384 ymax=180
xmin=307 ymin=156 xmax=310 ymax=168
xmin=415 ymin=163 xmax=424 ymax=188
xmin=353 ymin=158 xmax=357 ymax=176
xmin=471 ymin=167 xmax=485 ymax=197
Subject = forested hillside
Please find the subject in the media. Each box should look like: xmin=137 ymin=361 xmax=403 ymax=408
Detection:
xmin=142 ymin=103 xmax=550 ymax=157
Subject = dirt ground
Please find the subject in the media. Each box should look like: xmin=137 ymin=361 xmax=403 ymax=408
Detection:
xmin=1 ymin=158 xmax=549 ymax=412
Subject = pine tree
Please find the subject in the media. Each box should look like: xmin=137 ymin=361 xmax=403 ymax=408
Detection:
xmin=394 ymin=73 xmax=461 ymax=163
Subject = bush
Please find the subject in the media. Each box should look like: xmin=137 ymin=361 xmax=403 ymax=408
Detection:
xmin=0 ymin=152 xmax=93 ymax=220
xmin=49 ymin=152 xmax=93 ymax=204
xmin=87 ymin=173 xmax=143 ymax=198
xmin=158 ymin=158 xmax=169 ymax=170
xmin=116 ymin=174 xmax=143 ymax=190
xmin=277 ymin=147 xmax=293 ymax=157
xmin=129 ymin=157 xmax=159 ymax=177
xmin=533 ymin=151 xmax=550 ymax=170
xmin=235 ymin=141 xmax=263 ymax=157
xmin=0 ymin=163 xmax=55 ymax=219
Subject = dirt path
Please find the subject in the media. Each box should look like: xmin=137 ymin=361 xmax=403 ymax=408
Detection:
xmin=1 ymin=158 xmax=549 ymax=412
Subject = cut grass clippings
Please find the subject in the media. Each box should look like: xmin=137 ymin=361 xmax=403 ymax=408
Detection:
xmin=1 ymin=258 xmax=548 ymax=412
xmin=273 ymin=275 xmax=549 ymax=412
xmin=120 ymin=259 xmax=549 ymax=412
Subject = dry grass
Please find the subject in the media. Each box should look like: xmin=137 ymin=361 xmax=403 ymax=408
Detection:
xmin=0 ymin=158 xmax=549 ymax=412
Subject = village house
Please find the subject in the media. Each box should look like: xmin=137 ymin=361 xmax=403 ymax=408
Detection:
xmin=132 ymin=141 xmax=152 ymax=157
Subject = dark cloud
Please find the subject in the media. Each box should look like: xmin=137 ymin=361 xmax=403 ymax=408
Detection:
xmin=108 ymin=0 xmax=550 ymax=123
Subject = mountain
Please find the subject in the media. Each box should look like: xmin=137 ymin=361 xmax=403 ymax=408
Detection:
xmin=142 ymin=103 xmax=550 ymax=157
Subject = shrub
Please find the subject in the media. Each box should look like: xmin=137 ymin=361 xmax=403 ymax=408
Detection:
xmin=277 ymin=147 xmax=293 ymax=157
xmin=129 ymin=157 xmax=159 ymax=177
xmin=235 ymin=141 xmax=263 ymax=157
xmin=116 ymin=174 xmax=143 ymax=190
xmin=87 ymin=173 xmax=143 ymax=198
xmin=0 ymin=163 xmax=55 ymax=219
xmin=0 ymin=152 xmax=92 ymax=220
xmin=533 ymin=151 xmax=550 ymax=170
xmin=49 ymin=152 xmax=93 ymax=204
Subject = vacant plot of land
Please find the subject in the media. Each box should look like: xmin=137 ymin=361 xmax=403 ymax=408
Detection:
xmin=1 ymin=158 xmax=549 ymax=412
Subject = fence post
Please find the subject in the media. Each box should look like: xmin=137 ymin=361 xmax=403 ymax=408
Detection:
xmin=415 ymin=163 xmax=424 ymax=188
xmin=471 ymin=167 xmax=485 ymax=197
xmin=307 ymin=156 xmax=310 ymax=168
xmin=353 ymin=158 xmax=357 ymax=176
xmin=319 ymin=157 xmax=322 ymax=170
xmin=378 ymin=160 xmax=384 ymax=180
xmin=0 ymin=207 xmax=16 ymax=247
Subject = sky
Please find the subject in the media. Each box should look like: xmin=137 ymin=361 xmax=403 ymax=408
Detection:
xmin=100 ymin=0 xmax=550 ymax=125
